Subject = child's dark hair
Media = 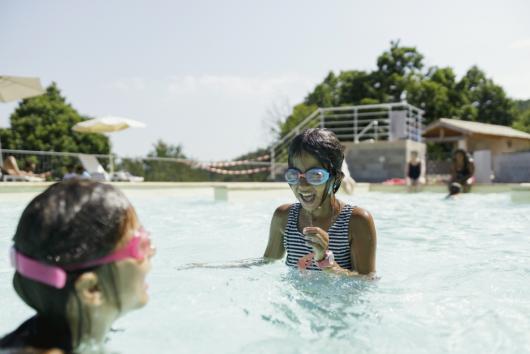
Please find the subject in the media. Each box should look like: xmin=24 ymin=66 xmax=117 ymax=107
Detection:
xmin=288 ymin=128 xmax=345 ymax=193
xmin=4 ymin=179 xmax=135 ymax=351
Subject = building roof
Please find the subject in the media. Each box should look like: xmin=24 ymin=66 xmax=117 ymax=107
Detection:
xmin=423 ymin=118 xmax=530 ymax=140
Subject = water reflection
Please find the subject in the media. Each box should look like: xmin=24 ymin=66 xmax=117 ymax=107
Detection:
xmin=259 ymin=269 xmax=380 ymax=343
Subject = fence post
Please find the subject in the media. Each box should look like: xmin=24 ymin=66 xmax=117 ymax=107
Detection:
xmin=319 ymin=109 xmax=324 ymax=128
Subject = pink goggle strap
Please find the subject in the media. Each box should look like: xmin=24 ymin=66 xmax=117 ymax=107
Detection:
xmin=10 ymin=247 xmax=68 ymax=289
xmin=64 ymin=236 xmax=143 ymax=271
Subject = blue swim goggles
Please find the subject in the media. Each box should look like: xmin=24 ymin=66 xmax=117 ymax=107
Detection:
xmin=284 ymin=168 xmax=330 ymax=186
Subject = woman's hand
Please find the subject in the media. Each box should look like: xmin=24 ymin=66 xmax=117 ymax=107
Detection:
xmin=303 ymin=226 xmax=329 ymax=261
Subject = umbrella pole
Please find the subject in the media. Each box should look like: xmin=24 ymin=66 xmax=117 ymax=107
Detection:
xmin=109 ymin=152 xmax=114 ymax=175
xmin=108 ymin=134 xmax=114 ymax=175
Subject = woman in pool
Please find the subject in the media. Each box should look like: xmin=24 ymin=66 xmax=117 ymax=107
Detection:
xmin=264 ymin=128 xmax=377 ymax=276
xmin=0 ymin=180 xmax=155 ymax=353
xmin=449 ymin=149 xmax=475 ymax=193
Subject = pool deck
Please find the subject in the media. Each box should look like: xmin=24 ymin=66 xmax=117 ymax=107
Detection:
xmin=0 ymin=181 xmax=526 ymax=194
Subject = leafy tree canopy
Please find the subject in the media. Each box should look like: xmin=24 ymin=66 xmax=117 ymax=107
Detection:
xmin=277 ymin=41 xmax=520 ymax=137
xmin=0 ymin=82 xmax=109 ymax=154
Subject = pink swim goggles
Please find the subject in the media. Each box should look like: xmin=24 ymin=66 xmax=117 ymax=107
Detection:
xmin=10 ymin=227 xmax=153 ymax=289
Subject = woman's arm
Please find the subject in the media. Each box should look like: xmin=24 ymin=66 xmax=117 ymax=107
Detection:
xmin=263 ymin=204 xmax=289 ymax=260
xmin=347 ymin=207 xmax=377 ymax=275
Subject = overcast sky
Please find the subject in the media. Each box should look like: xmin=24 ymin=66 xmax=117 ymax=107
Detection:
xmin=1 ymin=0 xmax=529 ymax=160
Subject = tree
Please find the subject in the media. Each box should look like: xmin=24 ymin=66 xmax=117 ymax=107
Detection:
xmin=305 ymin=72 xmax=340 ymax=107
xmin=374 ymin=40 xmax=424 ymax=103
xmin=0 ymin=83 xmax=109 ymax=154
xmin=407 ymin=67 xmax=463 ymax=124
xmin=272 ymin=42 xmax=520 ymax=138
xmin=142 ymin=140 xmax=208 ymax=181
xmin=513 ymin=99 xmax=530 ymax=133
xmin=279 ymin=103 xmax=319 ymax=138
xmin=336 ymin=70 xmax=380 ymax=105
xmin=456 ymin=66 xmax=517 ymax=125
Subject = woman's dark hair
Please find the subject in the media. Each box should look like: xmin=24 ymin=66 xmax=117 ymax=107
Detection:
xmin=6 ymin=179 xmax=135 ymax=351
xmin=452 ymin=149 xmax=471 ymax=168
xmin=288 ymin=128 xmax=345 ymax=193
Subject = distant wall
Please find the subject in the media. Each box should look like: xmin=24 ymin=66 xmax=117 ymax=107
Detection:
xmin=343 ymin=140 xmax=426 ymax=182
xmin=494 ymin=151 xmax=530 ymax=182
xmin=467 ymin=135 xmax=530 ymax=157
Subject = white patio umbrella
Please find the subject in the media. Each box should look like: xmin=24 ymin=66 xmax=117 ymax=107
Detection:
xmin=72 ymin=115 xmax=146 ymax=173
xmin=72 ymin=115 xmax=146 ymax=133
xmin=0 ymin=75 xmax=46 ymax=167
xmin=0 ymin=75 xmax=45 ymax=102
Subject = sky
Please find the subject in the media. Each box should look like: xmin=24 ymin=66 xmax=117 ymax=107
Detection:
xmin=1 ymin=0 xmax=529 ymax=161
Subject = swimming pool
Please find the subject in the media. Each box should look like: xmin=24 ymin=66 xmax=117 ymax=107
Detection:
xmin=1 ymin=188 xmax=529 ymax=353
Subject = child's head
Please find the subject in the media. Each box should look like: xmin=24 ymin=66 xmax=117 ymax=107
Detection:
xmin=286 ymin=128 xmax=345 ymax=210
xmin=11 ymin=180 xmax=154 ymax=346
xmin=410 ymin=151 xmax=418 ymax=159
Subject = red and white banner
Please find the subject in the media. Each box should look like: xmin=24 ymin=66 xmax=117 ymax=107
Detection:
xmin=203 ymin=166 xmax=270 ymax=175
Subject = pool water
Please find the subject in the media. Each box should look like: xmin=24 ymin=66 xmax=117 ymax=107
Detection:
xmin=1 ymin=189 xmax=529 ymax=353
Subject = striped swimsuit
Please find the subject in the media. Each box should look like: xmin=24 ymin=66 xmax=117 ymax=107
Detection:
xmin=283 ymin=203 xmax=353 ymax=271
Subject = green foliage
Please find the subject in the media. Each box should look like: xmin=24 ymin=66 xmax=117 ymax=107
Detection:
xmin=141 ymin=140 xmax=209 ymax=181
xmin=513 ymin=99 xmax=530 ymax=133
xmin=515 ymin=99 xmax=530 ymax=112
xmin=512 ymin=110 xmax=530 ymax=133
xmin=456 ymin=66 xmax=516 ymax=125
xmin=374 ymin=40 xmax=424 ymax=103
xmin=274 ymin=42 xmax=520 ymax=136
xmin=116 ymin=140 xmax=270 ymax=182
xmin=279 ymin=103 xmax=319 ymax=138
xmin=147 ymin=139 xmax=185 ymax=159
xmin=407 ymin=67 xmax=462 ymax=124
xmin=0 ymin=83 xmax=109 ymax=154
xmin=305 ymin=72 xmax=340 ymax=107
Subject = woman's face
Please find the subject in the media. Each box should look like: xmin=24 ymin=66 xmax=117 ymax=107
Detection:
xmin=289 ymin=152 xmax=332 ymax=212
xmin=113 ymin=214 xmax=155 ymax=313
xmin=455 ymin=152 xmax=465 ymax=164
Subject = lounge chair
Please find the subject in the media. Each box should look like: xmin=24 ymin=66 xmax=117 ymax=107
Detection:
xmin=78 ymin=154 xmax=110 ymax=181
xmin=111 ymin=171 xmax=144 ymax=182
xmin=1 ymin=156 xmax=45 ymax=182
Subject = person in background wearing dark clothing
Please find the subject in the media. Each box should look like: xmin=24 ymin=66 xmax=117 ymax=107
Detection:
xmin=406 ymin=151 xmax=422 ymax=192
xmin=449 ymin=149 xmax=475 ymax=193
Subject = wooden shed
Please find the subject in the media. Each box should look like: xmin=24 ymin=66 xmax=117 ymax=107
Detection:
xmin=423 ymin=118 xmax=530 ymax=156
xmin=423 ymin=118 xmax=530 ymax=182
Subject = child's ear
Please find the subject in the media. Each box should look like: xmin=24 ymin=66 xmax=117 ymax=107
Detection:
xmin=74 ymin=272 xmax=105 ymax=307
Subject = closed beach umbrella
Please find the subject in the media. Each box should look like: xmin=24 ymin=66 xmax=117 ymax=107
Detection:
xmin=0 ymin=75 xmax=46 ymax=167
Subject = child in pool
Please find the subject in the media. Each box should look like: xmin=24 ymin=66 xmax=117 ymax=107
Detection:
xmin=0 ymin=180 xmax=155 ymax=353
xmin=264 ymin=128 xmax=377 ymax=276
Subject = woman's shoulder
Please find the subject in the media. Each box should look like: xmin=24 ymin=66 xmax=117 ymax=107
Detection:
xmin=347 ymin=205 xmax=376 ymax=236
xmin=349 ymin=205 xmax=373 ymax=219
xmin=272 ymin=203 xmax=295 ymax=221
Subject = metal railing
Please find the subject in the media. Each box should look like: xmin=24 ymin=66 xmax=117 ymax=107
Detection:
xmin=0 ymin=149 xmax=271 ymax=182
xmin=269 ymin=102 xmax=424 ymax=179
